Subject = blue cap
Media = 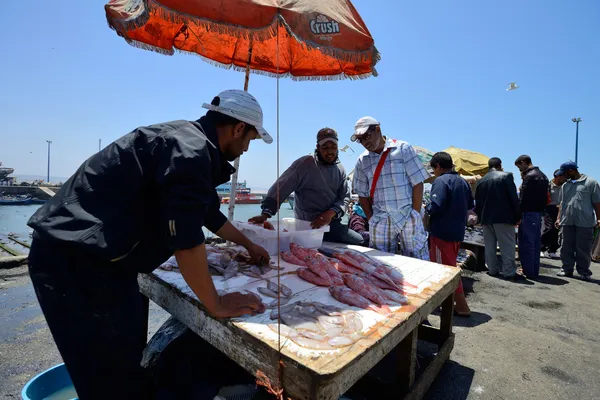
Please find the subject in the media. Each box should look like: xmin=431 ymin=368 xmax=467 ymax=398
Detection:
xmin=559 ymin=161 xmax=578 ymax=174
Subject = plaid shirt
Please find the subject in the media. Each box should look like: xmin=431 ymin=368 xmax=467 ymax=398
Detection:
xmin=353 ymin=138 xmax=430 ymax=230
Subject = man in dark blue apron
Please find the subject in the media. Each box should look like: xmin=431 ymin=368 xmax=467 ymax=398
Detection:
xmin=27 ymin=90 xmax=272 ymax=399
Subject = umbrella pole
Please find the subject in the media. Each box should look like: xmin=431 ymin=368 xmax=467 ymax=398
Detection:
xmin=227 ymin=42 xmax=254 ymax=221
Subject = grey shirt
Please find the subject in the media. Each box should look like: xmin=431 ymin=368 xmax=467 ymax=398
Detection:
xmin=261 ymin=154 xmax=350 ymax=222
xmin=549 ymin=180 xmax=562 ymax=206
xmin=558 ymin=174 xmax=600 ymax=227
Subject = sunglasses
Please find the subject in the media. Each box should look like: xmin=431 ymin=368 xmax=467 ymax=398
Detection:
xmin=352 ymin=126 xmax=377 ymax=143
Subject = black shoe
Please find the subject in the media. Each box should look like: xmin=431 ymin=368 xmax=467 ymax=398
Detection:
xmin=487 ymin=271 xmax=500 ymax=277
xmin=580 ymin=275 xmax=592 ymax=282
xmin=505 ymin=273 xmax=527 ymax=282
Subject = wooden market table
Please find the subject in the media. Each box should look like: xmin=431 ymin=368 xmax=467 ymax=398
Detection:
xmin=138 ymin=243 xmax=460 ymax=400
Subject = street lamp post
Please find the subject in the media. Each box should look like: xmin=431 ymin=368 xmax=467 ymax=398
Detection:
xmin=46 ymin=140 xmax=52 ymax=183
xmin=572 ymin=117 xmax=582 ymax=164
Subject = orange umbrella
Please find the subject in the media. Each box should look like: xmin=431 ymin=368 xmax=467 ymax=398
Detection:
xmin=105 ymin=0 xmax=379 ymax=80
xmin=106 ymin=0 xmax=379 ymax=221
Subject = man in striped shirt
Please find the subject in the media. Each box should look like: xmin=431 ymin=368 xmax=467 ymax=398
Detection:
xmin=351 ymin=117 xmax=431 ymax=258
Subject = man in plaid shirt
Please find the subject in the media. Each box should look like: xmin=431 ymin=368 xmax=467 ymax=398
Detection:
xmin=351 ymin=116 xmax=431 ymax=258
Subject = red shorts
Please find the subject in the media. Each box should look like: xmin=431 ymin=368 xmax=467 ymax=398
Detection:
xmin=429 ymin=236 xmax=463 ymax=294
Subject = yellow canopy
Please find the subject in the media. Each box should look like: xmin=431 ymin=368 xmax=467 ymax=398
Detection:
xmin=443 ymin=146 xmax=490 ymax=177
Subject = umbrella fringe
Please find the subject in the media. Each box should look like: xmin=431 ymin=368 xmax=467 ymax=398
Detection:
xmin=120 ymin=36 xmax=377 ymax=81
xmin=106 ymin=0 xmax=380 ymax=71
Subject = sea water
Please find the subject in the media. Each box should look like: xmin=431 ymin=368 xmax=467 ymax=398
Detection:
xmin=0 ymin=204 xmax=295 ymax=240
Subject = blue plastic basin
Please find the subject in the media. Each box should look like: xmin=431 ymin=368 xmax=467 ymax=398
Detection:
xmin=21 ymin=363 xmax=78 ymax=400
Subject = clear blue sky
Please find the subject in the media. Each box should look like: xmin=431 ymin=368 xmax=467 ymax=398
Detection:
xmin=1 ymin=1 xmax=598 ymax=189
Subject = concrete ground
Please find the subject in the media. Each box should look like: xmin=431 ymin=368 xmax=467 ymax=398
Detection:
xmin=1 ymin=259 xmax=600 ymax=399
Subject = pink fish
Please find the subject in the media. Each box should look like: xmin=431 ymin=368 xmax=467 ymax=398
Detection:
xmin=359 ymin=263 xmax=401 ymax=291
xmin=373 ymin=263 xmax=419 ymax=289
xmin=341 ymin=249 xmax=373 ymax=265
xmin=304 ymin=254 xmax=332 ymax=281
xmin=307 ymin=248 xmax=319 ymax=257
xmin=340 ymin=248 xmax=419 ymax=289
xmin=313 ymin=253 xmax=344 ymax=282
xmin=335 ymin=253 xmax=363 ymax=270
xmin=342 ymin=274 xmax=390 ymax=310
xmin=280 ymin=251 xmax=307 ymax=266
xmin=297 ymin=268 xmax=333 ymax=287
xmin=328 ymin=287 xmax=389 ymax=315
xmin=360 ymin=273 xmax=404 ymax=293
xmin=382 ymin=290 xmax=409 ymax=305
xmin=330 ymin=258 xmax=363 ymax=275
xmin=289 ymin=243 xmax=311 ymax=260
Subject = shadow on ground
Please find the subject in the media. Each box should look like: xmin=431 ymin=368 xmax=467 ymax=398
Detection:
xmin=453 ymin=312 xmax=492 ymax=328
xmin=424 ymin=360 xmax=475 ymax=400
xmin=529 ymin=275 xmax=569 ymax=286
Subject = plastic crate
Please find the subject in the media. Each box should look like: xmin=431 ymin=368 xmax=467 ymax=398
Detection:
xmin=232 ymin=218 xmax=330 ymax=255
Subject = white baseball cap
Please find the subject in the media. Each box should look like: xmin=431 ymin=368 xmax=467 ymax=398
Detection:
xmin=202 ymin=89 xmax=273 ymax=144
xmin=351 ymin=116 xmax=380 ymax=142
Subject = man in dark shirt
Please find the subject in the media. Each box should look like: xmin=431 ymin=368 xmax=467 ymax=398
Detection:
xmin=475 ymin=157 xmax=522 ymax=280
xmin=515 ymin=154 xmax=549 ymax=277
xmin=426 ymin=152 xmax=473 ymax=316
xmin=249 ymin=128 xmax=363 ymax=245
xmin=27 ymin=89 xmax=271 ymax=399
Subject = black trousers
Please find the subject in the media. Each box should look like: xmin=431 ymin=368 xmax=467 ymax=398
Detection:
xmin=541 ymin=205 xmax=560 ymax=253
xmin=28 ymin=237 xmax=151 ymax=400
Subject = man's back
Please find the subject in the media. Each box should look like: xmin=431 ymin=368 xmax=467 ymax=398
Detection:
xmin=28 ymin=118 xmax=229 ymax=271
xmin=520 ymin=167 xmax=549 ymax=212
xmin=475 ymin=170 xmax=519 ymax=225
xmin=428 ymin=172 xmax=473 ymax=242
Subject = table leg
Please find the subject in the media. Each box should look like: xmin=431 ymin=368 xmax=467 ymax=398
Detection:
xmin=395 ymin=329 xmax=418 ymax=393
xmin=439 ymin=293 xmax=454 ymax=347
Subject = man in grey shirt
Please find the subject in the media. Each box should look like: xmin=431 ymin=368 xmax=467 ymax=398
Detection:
xmin=556 ymin=161 xmax=600 ymax=280
xmin=249 ymin=128 xmax=364 ymax=245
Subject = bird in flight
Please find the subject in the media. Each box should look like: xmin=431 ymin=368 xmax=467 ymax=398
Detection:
xmin=506 ymin=82 xmax=519 ymax=91
xmin=340 ymin=145 xmax=355 ymax=153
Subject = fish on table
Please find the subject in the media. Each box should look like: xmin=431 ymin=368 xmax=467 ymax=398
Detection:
xmin=267 ymin=301 xmax=365 ymax=350
xmin=329 ymin=286 xmax=389 ymax=315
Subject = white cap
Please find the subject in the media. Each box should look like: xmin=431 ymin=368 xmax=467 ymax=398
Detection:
xmin=202 ymin=89 xmax=273 ymax=144
xmin=351 ymin=116 xmax=380 ymax=142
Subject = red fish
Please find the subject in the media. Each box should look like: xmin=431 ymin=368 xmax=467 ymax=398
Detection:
xmin=359 ymin=263 xmax=401 ymax=291
xmin=328 ymin=287 xmax=389 ymax=315
xmin=304 ymin=255 xmax=332 ymax=281
xmin=290 ymin=243 xmax=311 ymax=260
xmin=280 ymin=251 xmax=307 ymax=266
xmin=297 ymin=268 xmax=333 ymax=287
xmin=360 ymin=273 xmax=404 ymax=293
xmin=341 ymin=248 xmax=419 ymax=289
xmin=342 ymin=274 xmax=390 ymax=310
xmin=330 ymin=258 xmax=363 ymax=275
xmin=341 ymin=248 xmax=373 ymax=265
xmin=335 ymin=253 xmax=363 ymax=270
xmin=313 ymin=253 xmax=344 ymax=281
xmin=375 ymin=264 xmax=419 ymax=289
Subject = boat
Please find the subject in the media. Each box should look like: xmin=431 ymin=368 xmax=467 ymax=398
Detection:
xmin=0 ymin=161 xmax=16 ymax=185
xmin=0 ymin=194 xmax=46 ymax=206
xmin=221 ymin=193 xmax=263 ymax=205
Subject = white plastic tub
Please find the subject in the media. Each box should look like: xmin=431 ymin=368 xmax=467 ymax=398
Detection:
xmin=232 ymin=218 xmax=330 ymax=255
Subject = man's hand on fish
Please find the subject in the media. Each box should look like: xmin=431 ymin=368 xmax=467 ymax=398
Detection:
xmin=248 ymin=214 xmax=269 ymax=226
xmin=246 ymin=243 xmax=271 ymax=266
xmin=310 ymin=210 xmax=335 ymax=229
xmin=215 ymin=291 xmax=266 ymax=318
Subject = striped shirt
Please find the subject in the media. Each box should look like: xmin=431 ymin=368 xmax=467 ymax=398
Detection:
xmin=352 ymin=137 xmax=430 ymax=229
